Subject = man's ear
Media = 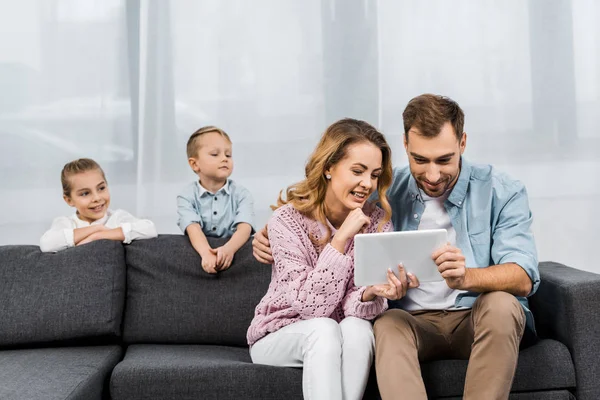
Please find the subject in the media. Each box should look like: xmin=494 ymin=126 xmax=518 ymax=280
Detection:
xmin=460 ymin=132 xmax=467 ymax=155
xmin=63 ymin=194 xmax=74 ymax=207
xmin=188 ymin=158 xmax=200 ymax=173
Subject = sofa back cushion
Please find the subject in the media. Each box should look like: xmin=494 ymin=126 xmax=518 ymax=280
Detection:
xmin=0 ymin=241 xmax=126 ymax=347
xmin=122 ymin=235 xmax=271 ymax=347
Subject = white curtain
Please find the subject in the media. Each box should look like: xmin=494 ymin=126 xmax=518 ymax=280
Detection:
xmin=0 ymin=0 xmax=598 ymax=273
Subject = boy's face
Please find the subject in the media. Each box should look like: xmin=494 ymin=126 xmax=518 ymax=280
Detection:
xmin=63 ymin=169 xmax=111 ymax=223
xmin=404 ymin=121 xmax=466 ymax=198
xmin=189 ymin=132 xmax=233 ymax=182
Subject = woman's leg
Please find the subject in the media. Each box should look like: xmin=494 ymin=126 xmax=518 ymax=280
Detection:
xmin=250 ymin=318 xmax=343 ymax=400
xmin=339 ymin=317 xmax=375 ymax=400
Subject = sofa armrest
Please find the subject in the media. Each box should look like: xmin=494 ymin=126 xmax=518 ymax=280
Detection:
xmin=529 ymin=261 xmax=600 ymax=400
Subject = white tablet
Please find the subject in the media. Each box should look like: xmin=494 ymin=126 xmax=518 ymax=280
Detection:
xmin=354 ymin=229 xmax=448 ymax=287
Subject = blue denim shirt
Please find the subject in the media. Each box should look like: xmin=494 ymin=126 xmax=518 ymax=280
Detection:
xmin=384 ymin=158 xmax=540 ymax=333
xmin=177 ymin=179 xmax=255 ymax=238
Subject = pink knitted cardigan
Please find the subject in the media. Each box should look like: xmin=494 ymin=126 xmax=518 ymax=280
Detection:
xmin=247 ymin=203 xmax=392 ymax=345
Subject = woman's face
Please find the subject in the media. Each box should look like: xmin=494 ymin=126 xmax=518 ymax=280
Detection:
xmin=324 ymin=141 xmax=383 ymax=216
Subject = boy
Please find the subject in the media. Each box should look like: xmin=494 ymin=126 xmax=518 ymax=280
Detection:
xmin=177 ymin=126 xmax=254 ymax=274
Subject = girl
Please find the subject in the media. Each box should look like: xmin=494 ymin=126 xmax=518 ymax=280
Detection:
xmin=247 ymin=119 xmax=419 ymax=400
xmin=40 ymin=158 xmax=157 ymax=252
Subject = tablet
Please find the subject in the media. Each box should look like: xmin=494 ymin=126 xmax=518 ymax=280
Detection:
xmin=354 ymin=229 xmax=448 ymax=287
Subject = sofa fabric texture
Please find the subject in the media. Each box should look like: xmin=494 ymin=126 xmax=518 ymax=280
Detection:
xmin=122 ymin=235 xmax=271 ymax=347
xmin=0 ymin=345 xmax=122 ymax=400
xmin=0 ymin=242 xmax=126 ymax=347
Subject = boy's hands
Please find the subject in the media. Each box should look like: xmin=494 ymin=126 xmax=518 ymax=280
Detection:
xmin=201 ymin=248 xmax=219 ymax=274
xmin=214 ymin=244 xmax=235 ymax=271
xmin=201 ymin=245 xmax=236 ymax=273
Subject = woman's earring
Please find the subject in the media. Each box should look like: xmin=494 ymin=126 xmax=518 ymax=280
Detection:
xmin=325 ymin=174 xmax=331 ymax=180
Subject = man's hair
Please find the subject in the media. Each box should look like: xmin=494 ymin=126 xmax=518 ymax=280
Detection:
xmin=403 ymin=94 xmax=465 ymax=141
xmin=186 ymin=126 xmax=231 ymax=159
xmin=61 ymin=158 xmax=106 ymax=197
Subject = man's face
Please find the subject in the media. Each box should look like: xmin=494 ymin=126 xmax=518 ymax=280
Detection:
xmin=404 ymin=121 xmax=466 ymax=197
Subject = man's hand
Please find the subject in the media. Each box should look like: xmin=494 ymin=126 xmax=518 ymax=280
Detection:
xmin=432 ymin=243 xmax=467 ymax=289
xmin=201 ymin=248 xmax=219 ymax=274
xmin=252 ymin=226 xmax=273 ymax=264
xmin=362 ymin=264 xmax=420 ymax=301
xmin=215 ymin=244 xmax=235 ymax=271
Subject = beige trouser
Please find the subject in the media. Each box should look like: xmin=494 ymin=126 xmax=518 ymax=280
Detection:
xmin=374 ymin=291 xmax=526 ymax=400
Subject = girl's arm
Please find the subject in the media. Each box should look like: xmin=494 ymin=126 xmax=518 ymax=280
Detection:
xmin=110 ymin=209 xmax=157 ymax=243
xmin=40 ymin=217 xmax=104 ymax=252
xmin=269 ymin=210 xmax=354 ymax=320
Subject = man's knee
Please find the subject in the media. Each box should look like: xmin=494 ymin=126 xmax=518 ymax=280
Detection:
xmin=473 ymin=291 xmax=525 ymax=336
xmin=373 ymin=309 xmax=416 ymax=341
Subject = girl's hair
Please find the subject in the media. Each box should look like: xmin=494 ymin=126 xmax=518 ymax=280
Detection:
xmin=186 ymin=126 xmax=232 ymax=159
xmin=274 ymin=118 xmax=393 ymax=244
xmin=61 ymin=158 xmax=106 ymax=197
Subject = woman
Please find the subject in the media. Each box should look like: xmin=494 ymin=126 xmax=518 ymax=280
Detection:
xmin=247 ymin=118 xmax=419 ymax=400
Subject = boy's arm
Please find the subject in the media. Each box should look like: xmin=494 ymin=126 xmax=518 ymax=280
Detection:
xmin=187 ymin=223 xmax=218 ymax=274
xmin=214 ymin=223 xmax=252 ymax=271
xmin=226 ymin=223 xmax=252 ymax=252
xmin=186 ymin=223 xmax=213 ymax=257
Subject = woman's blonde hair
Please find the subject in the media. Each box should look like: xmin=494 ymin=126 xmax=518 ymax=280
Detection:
xmin=61 ymin=158 xmax=106 ymax=197
xmin=275 ymin=118 xmax=393 ymax=244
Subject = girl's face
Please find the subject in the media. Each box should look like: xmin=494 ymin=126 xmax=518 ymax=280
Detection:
xmin=324 ymin=142 xmax=382 ymax=217
xmin=63 ymin=169 xmax=111 ymax=223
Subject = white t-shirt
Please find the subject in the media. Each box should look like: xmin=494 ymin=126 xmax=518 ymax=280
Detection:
xmin=401 ymin=190 xmax=469 ymax=311
xmin=39 ymin=209 xmax=157 ymax=252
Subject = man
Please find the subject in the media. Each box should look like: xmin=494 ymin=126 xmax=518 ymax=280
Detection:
xmin=252 ymin=94 xmax=539 ymax=399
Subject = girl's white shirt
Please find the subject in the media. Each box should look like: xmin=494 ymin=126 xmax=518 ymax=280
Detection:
xmin=39 ymin=209 xmax=157 ymax=252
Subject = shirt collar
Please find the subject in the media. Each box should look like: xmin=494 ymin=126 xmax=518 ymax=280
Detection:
xmin=75 ymin=210 xmax=110 ymax=225
xmin=196 ymin=179 xmax=231 ymax=197
xmin=446 ymin=157 xmax=471 ymax=207
xmin=407 ymin=157 xmax=471 ymax=207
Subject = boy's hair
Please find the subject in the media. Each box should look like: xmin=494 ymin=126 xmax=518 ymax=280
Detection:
xmin=186 ymin=126 xmax=232 ymax=159
xmin=403 ymin=94 xmax=465 ymax=142
xmin=61 ymin=158 xmax=106 ymax=197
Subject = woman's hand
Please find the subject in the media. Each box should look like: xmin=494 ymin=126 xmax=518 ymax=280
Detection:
xmin=362 ymin=264 xmax=420 ymax=301
xmin=331 ymin=208 xmax=371 ymax=253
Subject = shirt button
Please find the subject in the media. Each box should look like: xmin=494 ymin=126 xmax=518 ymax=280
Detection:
xmin=214 ymin=197 xmax=217 ymax=201
xmin=212 ymin=227 xmax=216 ymax=231
xmin=458 ymin=201 xmax=462 ymax=205
xmin=213 ymin=211 xmax=217 ymax=215
xmin=413 ymin=213 xmax=419 ymax=219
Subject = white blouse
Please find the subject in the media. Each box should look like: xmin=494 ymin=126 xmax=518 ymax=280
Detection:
xmin=40 ymin=209 xmax=157 ymax=252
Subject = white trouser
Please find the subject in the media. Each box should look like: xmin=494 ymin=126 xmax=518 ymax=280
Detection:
xmin=250 ymin=317 xmax=375 ymax=400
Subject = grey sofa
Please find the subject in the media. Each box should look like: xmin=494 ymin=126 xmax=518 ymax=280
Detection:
xmin=1 ymin=235 xmax=599 ymax=399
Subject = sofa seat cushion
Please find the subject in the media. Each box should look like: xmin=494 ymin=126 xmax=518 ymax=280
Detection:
xmin=0 ymin=242 xmax=126 ymax=347
xmin=0 ymin=345 xmax=122 ymax=400
xmin=422 ymin=339 xmax=576 ymax=398
xmin=110 ymin=344 xmax=303 ymax=400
